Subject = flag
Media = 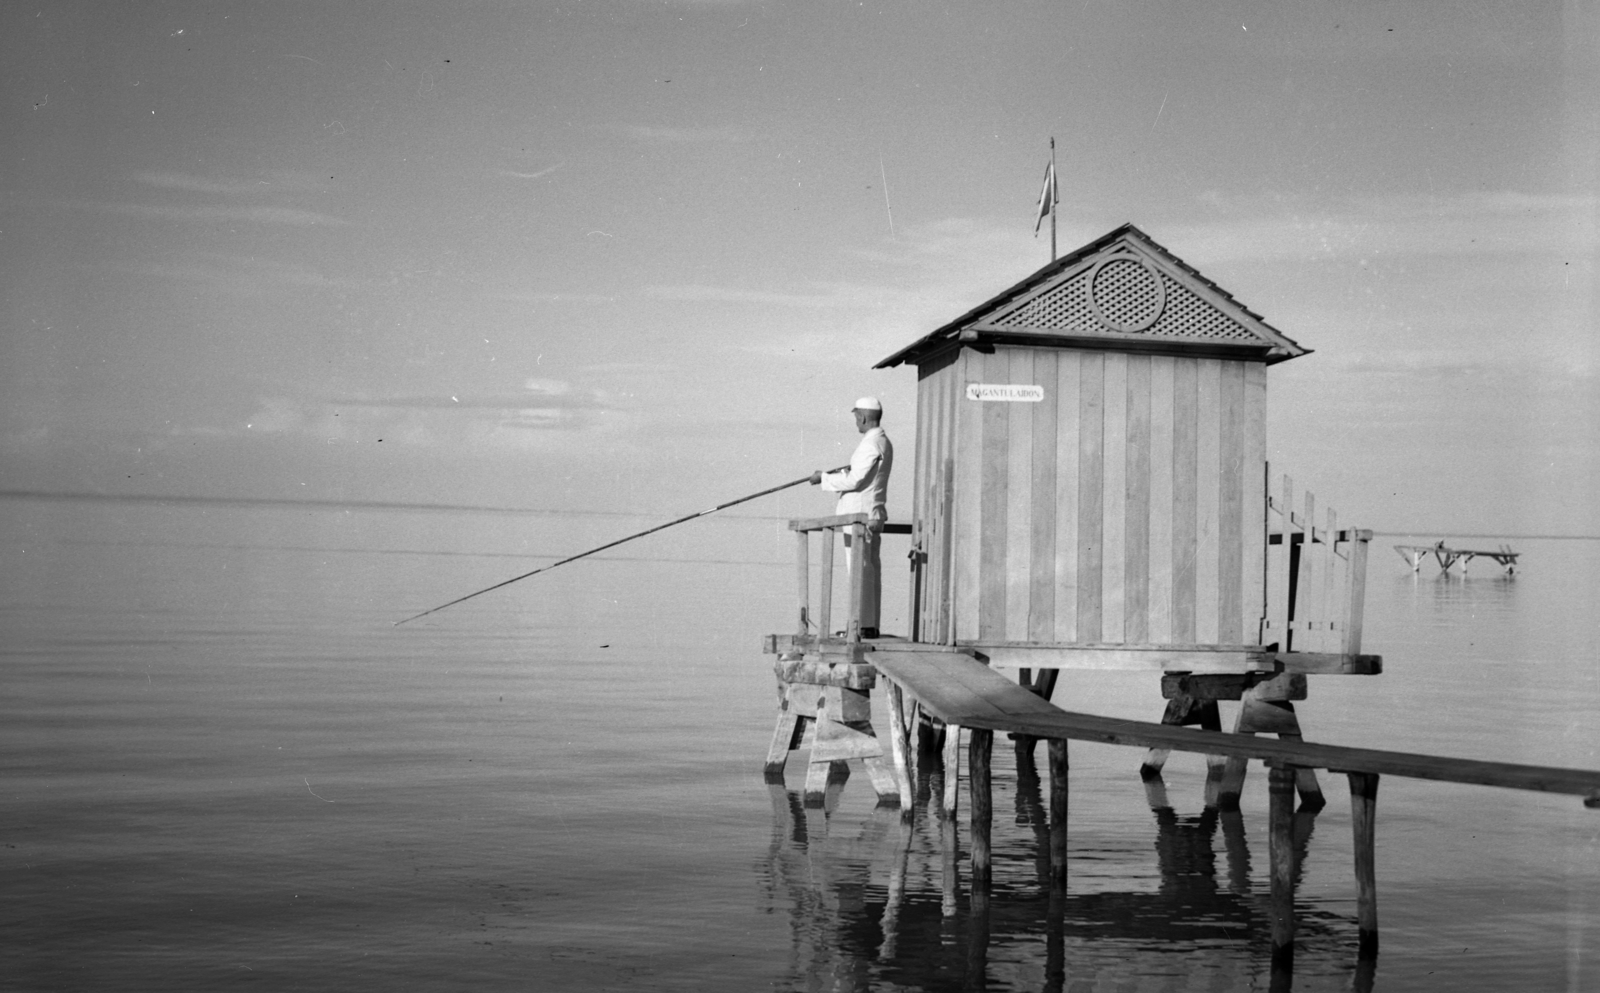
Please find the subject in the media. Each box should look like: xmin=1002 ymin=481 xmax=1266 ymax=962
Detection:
xmin=1033 ymin=161 xmax=1056 ymax=235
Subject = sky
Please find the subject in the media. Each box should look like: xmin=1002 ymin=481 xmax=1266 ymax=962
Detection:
xmin=2 ymin=0 xmax=1596 ymax=537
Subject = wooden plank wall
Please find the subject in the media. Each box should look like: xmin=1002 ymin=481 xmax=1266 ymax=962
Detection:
xmin=921 ymin=345 xmax=1268 ymax=647
xmin=913 ymin=350 xmax=961 ymax=644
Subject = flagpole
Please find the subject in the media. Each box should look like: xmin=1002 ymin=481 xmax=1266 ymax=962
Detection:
xmin=1049 ymin=137 xmax=1058 ymax=261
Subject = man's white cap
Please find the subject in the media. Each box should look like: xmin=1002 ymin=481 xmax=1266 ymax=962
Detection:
xmin=852 ymin=396 xmax=883 ymax=412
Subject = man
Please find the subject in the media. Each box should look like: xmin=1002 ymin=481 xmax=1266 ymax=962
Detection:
xmin=811 ymin=397 xmax=893 ymax=638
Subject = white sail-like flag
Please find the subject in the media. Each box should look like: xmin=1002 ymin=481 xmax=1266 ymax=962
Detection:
xmin=1033 ymin=160 xmax=1056 ymax=235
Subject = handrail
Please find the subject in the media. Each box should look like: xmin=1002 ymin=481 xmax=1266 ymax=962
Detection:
xmin=789 ymin=512 xmax=869 ymax=533
xmin=789 ymin=515 xmax=911 ymax=645
xmin=1263 ymin=471 xmax=1370 ymax=657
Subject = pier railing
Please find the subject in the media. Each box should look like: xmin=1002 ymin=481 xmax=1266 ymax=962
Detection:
xmin=788 ymin=513 xmax=911 ymax=645
xmin=1263 ymin=472 xmax=1371 ymax=657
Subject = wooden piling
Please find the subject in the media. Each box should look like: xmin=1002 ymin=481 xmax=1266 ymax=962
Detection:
xmin=886 ymin=681 xmax=914 ymax=813
xmin=1048 ymin=738 xmax=1068 ymax=889
xmin=942 ymin=723 xmax=962 ymax=819
xmin=1348 ymin=771 xmax=1380 ymax=958
xmin=940 ymin=816 xmax=959 ymax=917
xmin=970 ymin=727 xmax=994 ymax=888
xmin=1268 ymin=765 xmax=1298 ymax=969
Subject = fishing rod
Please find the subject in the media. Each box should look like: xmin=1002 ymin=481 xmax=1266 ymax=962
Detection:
xmin=394 ymin=466 xmax=846 ymax=626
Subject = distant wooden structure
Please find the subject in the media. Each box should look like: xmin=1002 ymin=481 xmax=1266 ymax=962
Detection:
xmin=754 ymin=224 xmax=1600 ymax=968
xmin=1394 ymin=541 xmax=1519 ymax=575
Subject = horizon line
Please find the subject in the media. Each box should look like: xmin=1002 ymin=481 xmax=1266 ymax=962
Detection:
xmin=3 ymin=491 xmax=1595 ymax=541
xmin=0 ymin=488 xmax=789 ymax=523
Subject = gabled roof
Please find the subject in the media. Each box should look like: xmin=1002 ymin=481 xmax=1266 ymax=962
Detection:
xmin=875 ymin=223 xmax=1310 ymax=369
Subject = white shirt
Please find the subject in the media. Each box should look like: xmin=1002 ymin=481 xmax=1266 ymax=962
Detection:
xmin=821 ymin=426 xmax=893 ymax=521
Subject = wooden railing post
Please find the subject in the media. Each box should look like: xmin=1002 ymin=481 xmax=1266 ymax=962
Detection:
xmin=1343 ymin=531 xmax=1370 ymax=656
xmin=847 ymin=520 xmax=864 ymax=643
xmin=795 ymin=529 xmax=810 ymax=637
xmin=818 ymin=527 xmax=835 ymax=638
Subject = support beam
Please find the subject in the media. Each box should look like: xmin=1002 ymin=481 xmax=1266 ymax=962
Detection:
xmin=1140 ymin=693 xmax=1222 ymax=779
xmin=765 ymin=710 xmax=806 ymax=780
xmin=1220 ymin=695 xmax=1325 ymax=810
xmin=969 ymin=728 xmax=994 ymax=889
xmin=1268 ymin=765 xmax=1298 ymax=970
xmin=1349 ymin=771 xmax=1380 ymax=959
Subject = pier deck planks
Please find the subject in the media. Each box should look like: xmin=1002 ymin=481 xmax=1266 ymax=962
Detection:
xmin=871 ymin=650 xmax=1600 ymax=799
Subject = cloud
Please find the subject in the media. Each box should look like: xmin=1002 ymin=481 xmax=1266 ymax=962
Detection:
xmin=497 ymin=164 xmax=563 ymax=180
xmin=134 ymin=170 xmax=332 ymax=195
xmin=482 ymin=290 xmax=616 ymax=304
xmin=98 ymin=254 xmax=363 ymax=293
xmin=104 ymin=203 xmax=348 ymax=226
xmin=332 ymin=382 xmax=601 ymax=413
xmin=237 ymin=379 xmax=622 ymax=448
xmin=618 ymin=124 xmax=745 ymax=144
xmin=645 ymin=283 xmax=890 ymax=308
xmin=1160 ymin=190 xmax=1598 ymax=265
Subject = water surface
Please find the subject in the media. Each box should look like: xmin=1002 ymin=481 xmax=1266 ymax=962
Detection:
xmin=3 ymin=497 xmax=1596 ymax=991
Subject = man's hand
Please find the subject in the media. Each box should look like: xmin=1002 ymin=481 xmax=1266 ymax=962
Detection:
xmin=809 ymin=471 xmax=823 ymax=485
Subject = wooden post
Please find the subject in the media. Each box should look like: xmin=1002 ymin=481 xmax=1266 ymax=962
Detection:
xmin=940 ymin=815 xmax=959 ymax=918
xmin=1140 ymin=692 xmax=1221 ymax=780
xmin=764 ymin=711 xmax=806 ymax=780
xmin=905 ymin=700 xmax=923 ymax=790
xmin=1045 ymin=884 xmax=1065 ymax=993
xmin=970 ymin=727 xmax=994 ymax=889
xmin=1222 ymin=693 xmax=1324 ymax=811
xmin=847 ymin=521 xmax=865 ymax=643
xmin=819 ymin=527 xmax=835 ymax=638
xmin=879 ymin=817 xmax=911 ymax=961
xmin=942 ymin=723 xmax=961 ymax=819
xmin=1348 ymin=771 xmax=1380 ymax=958
xmin=1048 ymin=738 xmax=1068 ymax=890
xmin=909 ymin=520 xmax=923 ymax=643
xmin=794 ymin=529 xmax=809 ymax=637
xmin=966 ymin=878 xmax=991 ymax=988
xmin=1342 ymin=530 xmax=1370 ymax=656
xmin=1268 ymin=764 xmax=1298 ymax=970
xmin=886 ymin=681 xmax=914 ymax=814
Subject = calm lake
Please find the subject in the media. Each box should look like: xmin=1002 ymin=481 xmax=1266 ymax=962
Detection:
xmin=3 ymin=494 xmax=1596 ymax=991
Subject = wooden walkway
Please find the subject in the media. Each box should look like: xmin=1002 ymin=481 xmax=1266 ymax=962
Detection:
xmin=871 ymin=650 xmax=1600 ymax=798
xmin=855 ymin=649 xmax=1600 ymax=968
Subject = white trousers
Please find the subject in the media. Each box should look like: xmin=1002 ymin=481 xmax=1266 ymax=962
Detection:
xmin=842 ymin=529 xmax=881 ymax=631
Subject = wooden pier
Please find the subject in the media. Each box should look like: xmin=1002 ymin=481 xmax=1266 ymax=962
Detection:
xmin=764 ymin=642 xmax=1600 ymax=969
xmin=757 ymin=225 xmax=1598 ymax=975
xmin=1394 ymin=541 xmax=1519 ymax=574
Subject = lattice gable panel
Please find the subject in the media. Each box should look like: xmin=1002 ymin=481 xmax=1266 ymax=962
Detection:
xmin=972 ymin=240 xmax=1272 ymax=348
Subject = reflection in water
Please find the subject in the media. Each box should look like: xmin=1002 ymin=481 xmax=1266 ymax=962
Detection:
xmin=759 ymin=751 xmax=1371 ymax=992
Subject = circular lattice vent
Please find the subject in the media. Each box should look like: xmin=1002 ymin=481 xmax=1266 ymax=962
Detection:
xmin=1088 ymin=255 xmax=1166 ymax=333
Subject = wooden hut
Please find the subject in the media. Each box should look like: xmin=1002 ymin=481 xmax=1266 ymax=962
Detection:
xmin=765 ymin=223 xmax=1377 ymax=806
xmin=878 ymin=222 xmax=1313 ymax=660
